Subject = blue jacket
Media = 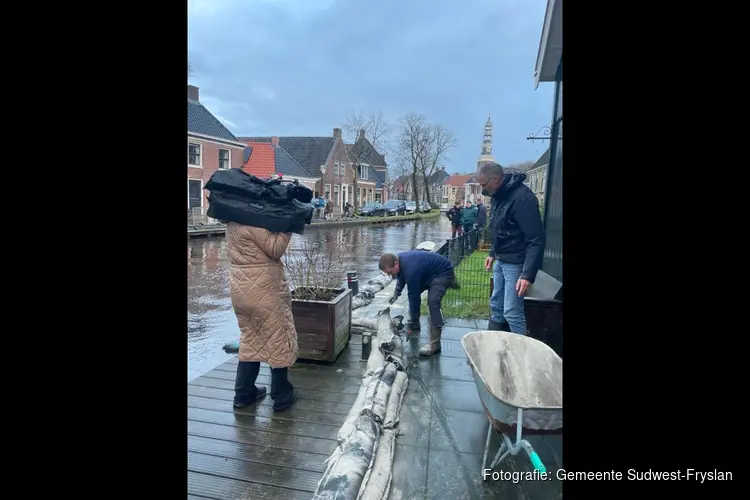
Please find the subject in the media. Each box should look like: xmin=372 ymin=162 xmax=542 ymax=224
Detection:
xmin=393 ymin=250 xmax=454 ymax=319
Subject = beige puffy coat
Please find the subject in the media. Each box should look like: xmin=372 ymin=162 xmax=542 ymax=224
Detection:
xmin=226 ymin=223 xmax=298 ymax=368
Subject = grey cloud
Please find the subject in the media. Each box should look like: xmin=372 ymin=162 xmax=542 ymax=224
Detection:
xmin=188 ymin=0 xmax=556 ymax=168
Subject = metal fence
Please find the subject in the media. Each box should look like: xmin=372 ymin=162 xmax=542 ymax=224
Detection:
xmin=425 ymin=229 xmax=492 ymax=318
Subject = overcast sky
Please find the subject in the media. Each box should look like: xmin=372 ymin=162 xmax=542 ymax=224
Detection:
xmin=188 ymin=0 xmax=554 ymax=173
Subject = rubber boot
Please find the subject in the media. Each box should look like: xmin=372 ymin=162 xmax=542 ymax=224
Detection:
xmin=488 ymin=319 xmax=510 ymax=331
xmin=419 ymin=327 xmax=442 ymax=356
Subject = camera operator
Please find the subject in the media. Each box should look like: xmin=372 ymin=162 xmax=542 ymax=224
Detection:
xmin=227 ymin=222 xmax=298 ymax=412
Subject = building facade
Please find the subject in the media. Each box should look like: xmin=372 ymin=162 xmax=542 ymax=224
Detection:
xmin=534 ymin=0 xmax=563 ymax=281
xmin=187 ymin=85 xmax=246 ymax=222
xmin=524 ymin=148 xmax=551 ymax=205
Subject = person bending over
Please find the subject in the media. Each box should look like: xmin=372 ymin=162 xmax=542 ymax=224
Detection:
xmin=380 ymin=251 xmax=458 ymax=356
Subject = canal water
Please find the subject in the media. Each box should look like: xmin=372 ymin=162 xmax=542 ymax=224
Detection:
xmin=188 ymin=216 xmax=454 ymax=381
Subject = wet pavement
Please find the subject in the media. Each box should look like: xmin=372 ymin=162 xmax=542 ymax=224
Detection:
xmin=188 ymin=216 xmax=455 ymax=381
xmin=392 ymin=317 xmax=563 ymax=500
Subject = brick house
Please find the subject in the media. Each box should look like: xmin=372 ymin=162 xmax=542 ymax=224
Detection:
xmin=241 ymin=137 xmax=320 ymax=191
xmin=442 ymin=174 xmax=473 ymax=207
xmin=345 ymin=129 xmax=389 ymax=205
xmin=239 ymin=127 xmax=388 ymax=213
xmin=187 ymin=85 xmax=246 ymax=220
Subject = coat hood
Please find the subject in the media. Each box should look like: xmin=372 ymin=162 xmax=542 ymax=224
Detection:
xmin=494 ymin=172 xmax=527 ymax=199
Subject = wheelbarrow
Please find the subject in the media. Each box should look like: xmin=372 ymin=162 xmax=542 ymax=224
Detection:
xmin=461 ymin=330 xmax=562 ymax=478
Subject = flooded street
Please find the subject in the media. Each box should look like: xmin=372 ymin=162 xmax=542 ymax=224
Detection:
xmin=188 ymin=216 xmax=454 ymax=381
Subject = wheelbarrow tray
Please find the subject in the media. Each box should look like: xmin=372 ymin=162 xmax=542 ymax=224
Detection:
xmin=461 ymin=331 xmax=563 ymax=433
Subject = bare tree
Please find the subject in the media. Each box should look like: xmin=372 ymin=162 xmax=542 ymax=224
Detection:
xmin=188 ymin=61 xmax=194 ymax=78
xmin=395 ymin=114 xmax=434 ymax=206
xmin=394 ymin=114 xmax=456 ymax=206
xmin=341 ymin=110 xmax=390 ymax=209
xmin=419 ymin=124 xmax=456 ymax=206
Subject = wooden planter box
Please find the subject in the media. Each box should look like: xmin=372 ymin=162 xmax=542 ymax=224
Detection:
xmin=292 ymin=287 xmax=352 ymax=362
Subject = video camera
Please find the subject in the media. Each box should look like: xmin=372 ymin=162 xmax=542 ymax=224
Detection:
xmin=205 ymin=168 xmax=315 ymax=235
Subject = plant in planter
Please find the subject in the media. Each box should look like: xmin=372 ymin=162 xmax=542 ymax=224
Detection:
xmin=283 ymin=241 xmax=353 ymax=362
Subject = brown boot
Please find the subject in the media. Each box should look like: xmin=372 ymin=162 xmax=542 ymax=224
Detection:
xmin=419 ymin=327 xmax=442 ymax=356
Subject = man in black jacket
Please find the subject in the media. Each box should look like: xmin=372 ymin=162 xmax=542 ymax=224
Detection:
xmin=476 ymin=162 xmax=545 ymax=334
xmin=445 ymin=201 xmax=463 ymax=238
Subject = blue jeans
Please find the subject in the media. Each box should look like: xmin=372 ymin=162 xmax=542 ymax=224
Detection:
xmin=490 ymin=260 xmax=527 ymax=334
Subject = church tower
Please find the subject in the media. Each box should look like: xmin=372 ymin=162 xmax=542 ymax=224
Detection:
xmin=476 ymin=114 xmax=496 ymax=169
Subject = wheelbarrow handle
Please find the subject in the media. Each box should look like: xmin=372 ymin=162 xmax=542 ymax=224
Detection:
xmin=529 ymin=450 xmax=547 ymax=474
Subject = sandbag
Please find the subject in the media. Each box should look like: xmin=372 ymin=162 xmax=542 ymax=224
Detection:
xmin=362 ymin=363 xmax=397 ymax=423
xmin=337 ymin=372 xmax=376 ymax=444
xmin=312 ymin=415 xmax=381 ymax=500
xmin=366 ymin=344 xmax=385 ymax=376
xmin=383 ymin=372 xmax=408 ymax=429
xmin=205 ymin=168 xmax=313 ymax=234
xmin=357 ymin=429 xmax=397 ymax=500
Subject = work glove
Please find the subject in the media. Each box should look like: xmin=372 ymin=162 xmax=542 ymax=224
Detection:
xmin=388 ymin=295 xmax=397 ymax=305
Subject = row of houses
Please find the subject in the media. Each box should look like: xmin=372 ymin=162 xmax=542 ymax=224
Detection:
xmin=389 ymin=148 xmax=549 ymax=210
xmin=187 ymin=85 xmax=390 ymax=218
xmin=187 ymin=83 xmax=550 ymax=217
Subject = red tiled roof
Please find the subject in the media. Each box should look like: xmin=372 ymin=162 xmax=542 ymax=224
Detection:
xmin=443 ymin=174 xmax=472 ymax=186
xmin=242 ymin=142 xmax=275 ymax=178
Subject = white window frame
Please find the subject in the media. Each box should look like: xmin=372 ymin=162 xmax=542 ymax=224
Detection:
xmin=358 ymin=164 xmax=369 ymax=180
xmin=218 ymin=148 xmax=231 ymax=170
xmin=188 ymin=142 xmax=202 ymax=168
xmin=187 ymin=178 xmax=204 ymax=209
xmin=333 ymin=184 xmax=340 ymax=206
xmin=324 ymin=183 xmax=332 ymax=200
xmin=334 ymin=161 xmax=340 ymax=176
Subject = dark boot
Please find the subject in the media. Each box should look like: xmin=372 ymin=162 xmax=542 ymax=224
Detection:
xmin=488 ymin=319 xmax=510 ymax=331
xmin=270 ymin=367 xmax=297 ymax=412
xmin=233 ymin=361 xmax=267 ymax=408
xmin=419 ymin=327 xmax=442 ymax=356
xmin=407 ymin=320 xmax=421 ymax=335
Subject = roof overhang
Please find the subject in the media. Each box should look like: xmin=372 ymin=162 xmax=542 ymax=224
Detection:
xmin=187 ymin=131 xmax=247 ymax=148
xmin=533 ymin=0 xmax=562 ymax=89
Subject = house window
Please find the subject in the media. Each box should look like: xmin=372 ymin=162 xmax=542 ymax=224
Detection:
xmin=368 ymin=189 xmax=373 ymax=203
xmin=188 ymin=143 xmax=201 ymax=167
xmin=218 ymin=149 xmax=230 ymax=169
xmin=334 ymin=161 xmax=340 ymax=176
xmin=333 ymin=185 xmax=340 ymax=206
xmin=375 ymin=192 xmax=382 ymax=203
xmin=324 ymin=184 xmax=331 ymax=200
xmin=541 ymin=170 xmax=547 ymax=191
xmin=358 ymin=165 xmax=369 ymax=180
xmin=188 ymin=179 xmax=202 ymax=209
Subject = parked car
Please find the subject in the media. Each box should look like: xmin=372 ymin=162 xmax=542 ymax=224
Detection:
xmin=405 ymin=201 xmax=417 ymax=214
xmin=419 ymin=201 xmax=432 ymax=212
xmin=373 ymin=200 xmax=407 ymax=217
xmin=358 ymin=202 xmax=381 ymax=216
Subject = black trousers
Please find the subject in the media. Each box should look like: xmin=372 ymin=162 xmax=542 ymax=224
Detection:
xmin=234 ymin=361 xmax=294 ymax=406
xmin=426 ymin=272 xmax=457 ymax=328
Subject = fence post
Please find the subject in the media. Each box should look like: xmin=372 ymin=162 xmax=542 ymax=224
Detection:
xmin=347 ymin=271 xmax=359 ymax=295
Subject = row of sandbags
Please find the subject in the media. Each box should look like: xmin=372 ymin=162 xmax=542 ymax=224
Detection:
xmin=351 ymin=274 xmax=393 ymax=310
xmin=312 ymin=308 xmax=408 ymax=500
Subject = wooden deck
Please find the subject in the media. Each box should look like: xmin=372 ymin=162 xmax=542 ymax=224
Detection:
xmin=187 ymin=318 xmax=563 ymax=500
xmin=187 ymin=335 xmax=367 ymax=499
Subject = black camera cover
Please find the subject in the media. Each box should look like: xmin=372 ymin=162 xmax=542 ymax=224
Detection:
xmin=205 ymin=168 xmax=314 ymax=234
